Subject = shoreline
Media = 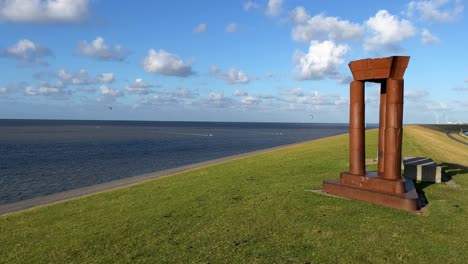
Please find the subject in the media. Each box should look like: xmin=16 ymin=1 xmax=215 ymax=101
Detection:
xmin=0 ymin=136 xmax=339 ymax=216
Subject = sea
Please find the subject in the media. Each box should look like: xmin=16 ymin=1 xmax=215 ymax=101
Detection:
xmin=0 ymin=119 xmax=354 ymax=205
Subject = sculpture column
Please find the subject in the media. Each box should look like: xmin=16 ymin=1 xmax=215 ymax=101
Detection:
xmin=383 ymin=78 xmax=404 ymax=180
xmin=377 ymin=82 xmax=387 ymax=174
xmin=349 ymin=80 xmax=365 ymax=176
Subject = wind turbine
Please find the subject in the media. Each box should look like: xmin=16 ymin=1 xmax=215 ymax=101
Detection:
xmin=432 ymin=111 xmax=440 ymax=124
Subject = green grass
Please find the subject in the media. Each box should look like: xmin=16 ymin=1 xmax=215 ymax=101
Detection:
xmin=1 ymin=126 xmax=467 ymax=263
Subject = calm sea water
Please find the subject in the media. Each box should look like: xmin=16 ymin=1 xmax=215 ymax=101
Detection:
xmin=0 ymin=120 xmax=353 ymax=205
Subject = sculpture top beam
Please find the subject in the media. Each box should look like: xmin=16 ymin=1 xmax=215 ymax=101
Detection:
xmin=348 ymin=56 xmax=410 ymax=82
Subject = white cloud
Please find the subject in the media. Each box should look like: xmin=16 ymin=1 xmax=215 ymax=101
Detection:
xmin=80 ymin=86 xmax=96 ymax=92
xmin=208 ymin=92 xmax=224 ymax=101
xmin=100 ymin=85 xmax=122 ymax=97
xmin=257 ymin=94 xmax=275 ymax=99
xmin=1 ymin=39 xmax=51 ymax=65
xmin=193 ymin=23 xmax=207 ymax=34
xmin=243 ymin=0 xmax=259 ymax=11
xmin=426 ymin=101 xmax=450 ymax=110
xmin=363 ymin=86 xmax=381 ymax=106
xmin=77 ymin=37 xmax=129 ymax=61
xmin=57 ymin=69 xmax=115 ymax=85
xmin=459 ymin=101 xmax=468 ymax=107
xmin=403 ymin=92 xmax=453 ymax=122
xmin=0 ymin=87 xmax=7 ymax=94
xmin=407 ymin=0 xmax=464 ymax=23
xmin=289 ymin=6 xmax=309 ymax=23
xmin=24 ymin=81 xmax=68 ymax=96
xmin=24 ymin=87 xmax=38 ymax=96
xmin=405 ymin=89 xmax=430 ymax=100
xmin=163 ymin=88 xmax=196 ymax=98
xmin=421 ymin=28 xmax=440 ymax=44
xmin=225 ymin=69 xmax=249 ymax=84
xmin=264 ymin=73 xmax=274 ymax=79
xmin=293 ymin=40 xmax=348 ymax=80
xmin=0 ymin=0 xmax=89 ymax=23
xmin=135 ymin=93 xmax=183 ymax=108
xmin=125 ymin=78 xmax=153 ymax=94
xmin=364 ymin=10 xmax=417 ymax=52
xmin=57 ymin=69 xmax=93 ymax=85
xmin=337 ymin=74 xmax=353 ymax=84
xmin=149 ymin=95 xmax=179 ymax=105
xmin=452 ymin=86 xmax=468 ymax=91
xmin=241 ymin=96 xmax=260 ymax=105
xmin=266 ymin=0 xmax=283 ymax=16
xmin=225 ymin=23 xmax=238 ymax=33
xmin=209 ymin=65 xmax=220 ymax=74
xmin=1 ymin=81 xmax=27 ymax=94
xmin=290 ymin=6 xmax=363 ymax=43
xmin=210 ymin=65 xmax=249 ymax=84
xmin=285 ymin=87 xmax=304 ymax=97
xmin=282 ymin=90 xmax=347 ymax=108
xmin=97 ymin=73 xmax=114 ymax=83
xmin=233 ymin=89 xmax=248 ymax=96
xmin=201 ymin=92 xmax=235 ymax=108
xmin=277 ymin=90 xmax=348 ymax=113
xmin=334 ymin=96 xmax=348 ymax=106
xmin=143 ymin=49 xmax=194 ymax=77
xmin=36 ymin=86 xmax=60 ymax=95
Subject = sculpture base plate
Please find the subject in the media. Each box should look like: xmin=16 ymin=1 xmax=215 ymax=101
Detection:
xmin=340 ymin=171 xmax=407 ymax=194
xmin=322 ymin=171 xmax=419 ymax=212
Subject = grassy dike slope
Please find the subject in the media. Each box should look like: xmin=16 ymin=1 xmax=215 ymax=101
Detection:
xmin=1 ymin=126 xmax=467 ymax=263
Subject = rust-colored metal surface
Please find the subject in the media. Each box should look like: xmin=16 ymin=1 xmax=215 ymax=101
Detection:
xmin=377 ymin=84 xmax=387 ymax=174
xmin=349 ymin=80 xmax=365 ymax=176
xmin=322 ymin=56 xmax=418 ymax=212
xmin=340 ymin=172 xmax=406 ymax=194
xmin=348 ymin=56 xmax=409 ymax=81
xmin=322 ymin=179 xmax=418 ymax=212
xmin=384 ymin=78 xmax=404 ymax=180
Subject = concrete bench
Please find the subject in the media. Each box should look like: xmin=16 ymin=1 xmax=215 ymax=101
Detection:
xmin=403 ymin=157 xmax=442 ymax=183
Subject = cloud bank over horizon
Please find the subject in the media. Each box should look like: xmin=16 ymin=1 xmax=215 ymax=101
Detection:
xmin=0 ymin=0 xmax=466 ymax=123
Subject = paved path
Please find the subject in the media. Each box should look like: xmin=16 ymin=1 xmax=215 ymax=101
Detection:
xmin=0 ymin=140 xmax=311 ymax=216
xmin=445 ymin=131 xmax=468 ymax=146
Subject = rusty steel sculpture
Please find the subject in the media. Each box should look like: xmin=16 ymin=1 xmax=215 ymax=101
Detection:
xmin=322 ymin=56 xmax=419 ymax=212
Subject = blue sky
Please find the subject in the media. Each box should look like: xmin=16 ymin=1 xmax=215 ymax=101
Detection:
xmin=0 ymin=0 xmax=466 ymax=123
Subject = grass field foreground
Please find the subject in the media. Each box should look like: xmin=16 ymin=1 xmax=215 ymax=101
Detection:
xmin=0 ymin=125 xmax=467 ymax=263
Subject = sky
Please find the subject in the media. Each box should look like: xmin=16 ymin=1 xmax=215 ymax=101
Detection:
xmin=0 ymin=0 xmax=467 ymax=124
